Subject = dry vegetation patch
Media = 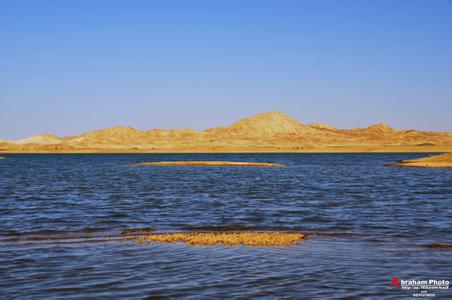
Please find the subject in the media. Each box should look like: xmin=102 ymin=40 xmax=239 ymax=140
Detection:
xmin=137 ymin=232 xmax=304 ymax=246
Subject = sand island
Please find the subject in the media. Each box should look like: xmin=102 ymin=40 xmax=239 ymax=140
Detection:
xmin=5 ymin=230 xmax=306 ymax=247
xmin=137 ymin=232 xmax=305 ymax=246
xmin=387 ymin=153 xmax=452 ymax=168
xmin=132 ymin=161 xmax=285 ymax=167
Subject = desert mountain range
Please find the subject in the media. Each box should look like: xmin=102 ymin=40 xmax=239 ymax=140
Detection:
xmin=1 ymin=112 xmax=451 ymax=153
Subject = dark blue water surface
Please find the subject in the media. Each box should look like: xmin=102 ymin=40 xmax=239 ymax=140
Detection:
xmin=0 ymin=153 xmax=451 ymax=299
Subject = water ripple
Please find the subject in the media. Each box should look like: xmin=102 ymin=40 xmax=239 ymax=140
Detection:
xmin=0 ymin=153 xmax=451 ymax=298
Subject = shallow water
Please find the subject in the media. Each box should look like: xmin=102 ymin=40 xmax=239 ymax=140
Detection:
xmin=0 ymin=153 xmax=451 ymax=298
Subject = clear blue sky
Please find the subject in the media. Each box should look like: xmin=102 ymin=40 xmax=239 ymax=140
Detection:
xmin=1 ymin=0 xmax=451 ymax=139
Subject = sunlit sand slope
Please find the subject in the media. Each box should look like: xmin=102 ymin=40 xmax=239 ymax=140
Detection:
xmin=2 ymin=112 xmax=451 ymax=153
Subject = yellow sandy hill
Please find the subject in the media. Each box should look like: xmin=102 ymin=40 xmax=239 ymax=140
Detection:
xmin=205 ymin=111 xmax=318 ymax=137
xmin=1 ymin=111 xmax=451 ymax=153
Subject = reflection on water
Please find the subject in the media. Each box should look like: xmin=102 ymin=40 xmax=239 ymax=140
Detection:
xmin=0 ymin=153 xmax=451 ymax=298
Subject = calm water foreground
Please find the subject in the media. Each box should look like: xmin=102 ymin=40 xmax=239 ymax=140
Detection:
xmin=0 ymin=153 xmax=451 ymax=299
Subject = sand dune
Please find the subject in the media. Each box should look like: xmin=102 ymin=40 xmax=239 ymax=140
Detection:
xmin=1 ymin=111 xmax=451 ymax=153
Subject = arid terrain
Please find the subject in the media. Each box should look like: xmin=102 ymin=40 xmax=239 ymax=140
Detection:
xmin=1 ymin=111 xmax=451 ymax=153
xmin=386 ymin=153 xmax=452 ymax=168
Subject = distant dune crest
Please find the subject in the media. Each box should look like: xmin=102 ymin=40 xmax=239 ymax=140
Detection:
xmin=1 ymin=111 xmax=451 ymax=152
xmin=204 ymin=111 xmax=319 ymax=137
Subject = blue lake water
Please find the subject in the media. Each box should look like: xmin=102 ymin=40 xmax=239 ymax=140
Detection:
xmin=0 ymin=153 xmax=451 ymax=298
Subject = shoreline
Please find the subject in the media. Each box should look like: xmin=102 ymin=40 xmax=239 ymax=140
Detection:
xmin=0 ymin=145 xmax=451 ymax=154
xmin=386 ymin=153 xmax=452 ymax=168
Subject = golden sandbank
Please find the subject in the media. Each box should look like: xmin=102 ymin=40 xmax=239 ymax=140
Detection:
xmin=132 ymin=161 xmax=285 ymax=167
xmin=137 ymin=232 xmax=305 ymax=246
xmin=4 ymin=228 xmax=306 ymax=246
xmin=386 ymin=153 xmax=452 ymax=168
